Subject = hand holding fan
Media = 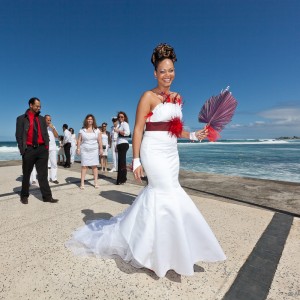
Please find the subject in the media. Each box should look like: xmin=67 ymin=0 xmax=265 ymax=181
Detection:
xmin=198 ymin=87 xmax=237 ymax=141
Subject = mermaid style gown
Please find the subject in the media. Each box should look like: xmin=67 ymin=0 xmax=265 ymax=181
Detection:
xmin=66 ymin=102 xmax=226 ymax=277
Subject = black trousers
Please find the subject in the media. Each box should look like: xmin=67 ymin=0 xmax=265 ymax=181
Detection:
xmin=117 ymin=143 xmax=129 ymax=184
xmin=21 ymin=145 xmax=52 ymax=199
xmin=64 ymin=142 xmax=71 ymax=166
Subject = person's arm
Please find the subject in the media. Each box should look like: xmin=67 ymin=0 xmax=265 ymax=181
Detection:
xmin=179 ymin=100 xmax=208 ymax=141
xmin=15 ymin=116 xmax=24 ymax=155
xmin=98 ymin=130 xmax=103 ymax=155
xmin=76 ymin=133 xmax=82 ymax=154
xmin=132 ymin=92 xmax=152 ymax=182
xmin=40 ymin=117 xmax=50 ymax=145
xmin=180 ymin=128 xmax=208 ymax=141
xmin=63 ymin=131 xmax=67 ymax=145
xmin=107 ymin=131 xmax=112 ymax=147
xmin=50 ymin=124 xmax=59 ymax=138
xmin=50 ymin=124 xmax=58 ymax=138
xmin=68 ymin=130 xmax=72 ymax=142
xmin=117 ymin=122 xmax=130 ymax=137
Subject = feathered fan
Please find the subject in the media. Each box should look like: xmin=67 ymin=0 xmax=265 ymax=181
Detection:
xmin=199 ymin=87 xmax=237 ymax=142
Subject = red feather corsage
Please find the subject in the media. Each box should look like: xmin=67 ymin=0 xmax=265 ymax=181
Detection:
xmin=168 ymin=117 xmax=184 ymax=138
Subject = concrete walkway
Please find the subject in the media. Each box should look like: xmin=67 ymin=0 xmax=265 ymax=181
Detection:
xmin=0 ymin=163 xmax=299 ymax=299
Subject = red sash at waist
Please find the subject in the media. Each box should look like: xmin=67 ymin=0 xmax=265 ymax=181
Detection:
xmin=145 ymin=122 xmax=170 ymax=131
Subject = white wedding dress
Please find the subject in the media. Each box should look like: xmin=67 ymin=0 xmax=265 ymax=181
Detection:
xmin=66 ymin=102 xmax=226 ymax=277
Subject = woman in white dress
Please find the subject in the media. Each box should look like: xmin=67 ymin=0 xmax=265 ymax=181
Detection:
xmin=57 ymin=136 xmax=65 ymax=165
xmin=69 ymin=128 xmax=77 ymax=164
xmin=99 ymin=122 xmax=111 ymax=172
xmin=76 ymin=114 xmax=103 ymax=189
xmin=109 ymin=117 xmax=119 ymax=172
xmin=66 ymin=44 xmax=226 ymax=277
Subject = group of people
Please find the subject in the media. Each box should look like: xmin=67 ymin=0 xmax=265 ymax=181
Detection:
xmin=76 ymin=112 xmax=131 ymax=189
xmin=16 ymin=98 xmax=132 ymax=196
xmin=16 ymin=43 xmax=226 ymax=278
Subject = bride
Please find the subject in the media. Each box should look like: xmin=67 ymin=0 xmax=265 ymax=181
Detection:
xmin=66 ymin=43 xmax=226 ymax=277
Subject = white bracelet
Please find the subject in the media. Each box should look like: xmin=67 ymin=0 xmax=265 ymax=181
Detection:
xmin=189 ymin=132 xmax=198 ymax=141
xmin=132 ymin=158 xmax=141 ymax=172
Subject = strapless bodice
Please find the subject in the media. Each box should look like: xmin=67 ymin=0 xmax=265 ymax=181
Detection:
xmin=146 ymin=102 xmax=182 ymax=123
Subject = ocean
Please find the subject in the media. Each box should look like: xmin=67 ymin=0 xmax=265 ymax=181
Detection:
xmin=1 ymin=139 xmax=299 ymax=183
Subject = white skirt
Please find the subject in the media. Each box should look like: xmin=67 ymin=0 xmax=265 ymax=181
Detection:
xmin=66 ymin=131 xmax=226 ymax=277
xmin=80 ymin=146 xmax=99 ymax=166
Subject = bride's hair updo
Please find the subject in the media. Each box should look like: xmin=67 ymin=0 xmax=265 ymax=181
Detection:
xmin=151 ymin=43 xmax=177 ymax=70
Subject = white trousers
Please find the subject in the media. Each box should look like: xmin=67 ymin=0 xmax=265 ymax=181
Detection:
xmin=71 ymin=142 xmax=76 ymax=164
xmin=48 ymin=150 xmax=58 ymax=181
xmin=30 ymin=166 xmax=37 ymax=184
xmin=111 ymin=141 xmax=118 ymax=170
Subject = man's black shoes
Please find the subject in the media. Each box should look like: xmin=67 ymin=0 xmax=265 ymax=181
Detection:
xmin=20 ymin=196 xmax=58 ymax=204
xmin=43 ymin=197 xmax=59 ymax=203
xmin=20 ymin=196 xmax=28 ymax=204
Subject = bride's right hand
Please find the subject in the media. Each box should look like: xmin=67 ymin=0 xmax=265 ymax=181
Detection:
xmin=195 ymin=127 xmax=208 ymax=141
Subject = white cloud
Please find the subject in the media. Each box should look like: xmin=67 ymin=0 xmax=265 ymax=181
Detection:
xmin=229 ymin=121 xmax=266 ymax=128
xmin=234 ymin=107 xmax=300 ymax=129
xmin=253 ymin=121 xmax=266 ymax=126
xmin=228 ymin=123 xmax=243 ymax=128
xmin=258 ymin=108 xmax=300 ymax=126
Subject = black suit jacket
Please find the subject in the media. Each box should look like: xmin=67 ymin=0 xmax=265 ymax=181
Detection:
xmin=15 ymin=109 xmax=49 ymax=155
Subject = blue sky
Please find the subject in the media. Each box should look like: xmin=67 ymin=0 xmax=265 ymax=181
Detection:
xmin=1 ymin=0 xmax=299 ymax=141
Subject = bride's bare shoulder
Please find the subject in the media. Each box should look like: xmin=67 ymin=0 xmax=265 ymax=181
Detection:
xmin=139 ymin=90 xmax=157 ymax=102
xmin=142 ymin=90 xmax=156 ymax=98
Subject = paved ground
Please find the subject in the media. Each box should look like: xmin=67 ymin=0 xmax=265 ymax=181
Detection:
xmin=0 ymin=161 xmax=299 ymax=299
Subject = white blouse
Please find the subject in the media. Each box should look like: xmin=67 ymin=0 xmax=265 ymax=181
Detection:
xmin=117 ymin=121 xmax=130 ymax=145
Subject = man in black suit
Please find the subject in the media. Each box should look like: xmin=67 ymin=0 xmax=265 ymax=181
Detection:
xmin=15 ymin=97 xmax=58 ymax=204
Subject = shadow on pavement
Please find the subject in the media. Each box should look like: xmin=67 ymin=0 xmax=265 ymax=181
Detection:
xmin=81 ymin=209 xmax=113 ymax=224
xmin=100 ymin=190 xmax=136 ymax=205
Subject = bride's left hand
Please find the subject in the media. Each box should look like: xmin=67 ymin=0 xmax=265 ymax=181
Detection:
xmin=195 ymin=127 xmax=208 ymax=141
xmin=134 ymin=165 xmax=144 ymax=183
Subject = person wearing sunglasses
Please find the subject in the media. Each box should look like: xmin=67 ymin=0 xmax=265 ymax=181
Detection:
xmin=114 ymin=112 xmax=130 ymax=185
